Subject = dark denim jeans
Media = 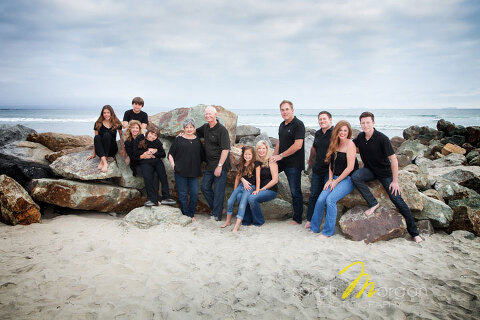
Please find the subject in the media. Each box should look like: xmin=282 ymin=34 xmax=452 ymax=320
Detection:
xmin=281 ymin=166 xmax=303 ymax=223
xmin=201 ymin=169 xmax=227 ymax=220
xmin=306 ymin=172 xmax=328 ymax=222
xmin=241 ymin=189 xmax=277 ymax=226
xmin=174 ymin=173 xmax=198 ymax=218
xmin=351 ymin=167 xmax=419 ymax=237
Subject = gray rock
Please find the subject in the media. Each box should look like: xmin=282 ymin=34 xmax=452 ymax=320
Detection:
xmin=124 ymin=206 xmax=192 ymax=229
xmin=276 ymin=171 xmax=311 ymax=204
xmin=441 ymin=168 xmax=480 ymax=193
xmin=414 ymin=157 xmax=434 ymax=169
xmin=235 ymin=125 xmax=260 ymax=141
xmin=0 ymin=141 xmax=52 ymax=165
xmin=403 ymin=126 xmax=443 ymax=145
xmin=254 ymin=132 xmax=273 ymax=148
xmin=396 ymin=140 xmax=428 ymax=159
xmin=304 ymin=134 xmax=315 ymax=169
xmin=391 ymin=136 xmax=406 ymax=152
xmin=238 ymin=136 xmax=255 ymax=146
xmin=0 ymin=124 xmax=36 ymax=147
xmin=416 ymin=220 xmax=435 ymax=236
xmin=0 ymin=153 xmax=57 ymax=190
xmin=431 ymin=153 xmax=467 ymax=168
xmin=441 ymin=135 xmax=466 ymax=146
xmin=470 ymin=156 xmax=480 ymax=166
xmin=50 ymin=150 xmax=121 ymax=180
xmin=261 ymin=198 xmax=297 ymax=220
xmin=450 ymin=230 xmax=475 ymax=240
xmin=422 ymin=189 xmax=444 ymax=202
xmin=414 ymin=193 xmax=453 ymax=228
xmin=112 ymin=141 xmax=145 ymax=189
xmin=0 ymin=174 xmax=41 ymax=225
xmin=466 ymin=126 xmax=480 ymax=147
xmin=466 ymin=149 xmax=480 ymax=162
xmin=433 ymin=177 xmax=470 ymax=201
xmin=31 ymin=178 xmax=144 ymax=214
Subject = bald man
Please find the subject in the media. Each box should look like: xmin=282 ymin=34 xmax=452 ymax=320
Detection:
xmin=196 ymin=106 xmax=231 ymax=221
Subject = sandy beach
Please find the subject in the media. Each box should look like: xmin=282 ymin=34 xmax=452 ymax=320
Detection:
xmin=1 ymin=211 xmax=479 ymax=320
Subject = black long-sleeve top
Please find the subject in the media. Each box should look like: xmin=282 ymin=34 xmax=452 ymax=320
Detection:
xmin=168 ymin=136 xmax=205 ymax=177
xmin=133 ymin=135 xmax=166 ymax=160
xmin=124 ymin=136 xmax=142 ymax=175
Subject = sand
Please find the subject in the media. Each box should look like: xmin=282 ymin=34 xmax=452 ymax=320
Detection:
xmin=1 ymin=212 xmax=479 ymax=320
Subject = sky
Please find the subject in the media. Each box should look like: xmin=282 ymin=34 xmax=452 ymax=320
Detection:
xmin=0 ymin=0 xmax=479 ymax=109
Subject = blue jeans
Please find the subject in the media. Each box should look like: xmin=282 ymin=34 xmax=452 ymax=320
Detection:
xmin=306 ymin=172 xmax=328 ymax=222
xmin=174 ymin=173 xmax=198 ymax=218
xmin=201 ymin=169 xmax=227 ymax=219
xmin=351 ymin=167 xmax=419 ymax=237
xmin=242 ymin=189 xmax=277 ymax=226
xmin=311 ymin=176 xmax=355 ymax=236
xmin=281 ymin=166 xmax=303 ymax=223
xmin=227 ymin=184 xmax=254 ymax=220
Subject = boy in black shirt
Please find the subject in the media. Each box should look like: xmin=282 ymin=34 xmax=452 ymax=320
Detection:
xmin=123 ymin=97 xmax=149 ymax=130
xmin=352 ymin=112 xmax=423 ymax=243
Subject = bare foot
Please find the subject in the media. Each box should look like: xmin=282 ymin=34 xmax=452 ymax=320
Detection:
xmin=97 ymin=163 xmax=103 ymax=170
xmin=100 ymin=163 xmax=108 ymax=173
xmin=158 ymin=201 xmax=161 ymax=206
xmin=319 ymin=234 xmax=329 ymax=239
xmin=288 ymin=220 xmax=300 ymax=225
xmin=304 ymin=221 xmax=311 ymax=229
xmin=364 ymin=203 xmax=379 ymax=217
xmin=232 ymin=226 xmax=239 ymax=232
xmin=413 ymin=235 xmax=423 ymax=244
xmin=220 ymin=222 xmax=231 ymax=228
xmin=192 ymin=217 xmax=196 ymax=222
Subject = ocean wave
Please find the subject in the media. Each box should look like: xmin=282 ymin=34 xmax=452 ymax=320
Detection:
xmin=0 ymin=117 xmax=96 ymax=122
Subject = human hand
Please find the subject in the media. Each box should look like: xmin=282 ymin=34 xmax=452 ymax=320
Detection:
xmin=252 ymin=189 xmax=261 ymax=195
xmin=148 ymin=148 xmax=157 ymax=154
xmin=242 ymin=179 xmax=252 ymax=191
xmin=389 ymin=181 xmax=401 ymax=196
xmin=86 ymin=154 xmax=95 ymax=160
xmin=270 ymin=154 xmax=282 ymax=163
xmin=214 ymin=166 xmax=222 ymax=177
xmin=125 ymin=156 xmax=130 ymax=165
xmin=120 ymin=149 xmax=126 ymax=158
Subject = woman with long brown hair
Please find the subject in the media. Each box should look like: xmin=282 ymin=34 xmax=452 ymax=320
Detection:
xmin=310 ymin=120 xmax=358 ymax=238
xmin=87 ymin=105 xmax=125 ymax=172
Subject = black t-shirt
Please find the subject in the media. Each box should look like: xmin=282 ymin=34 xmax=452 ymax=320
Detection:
xmin=196 ymin=121 xmax=231 ymax=171
xmin=313 ymin=127 xmax=333 ymax=174
xmin=123 ymin=109 xmax=149 ymax=125
xmin=353 ymin=129 xmax=395 ymax=178
xmin=238 ymin=164 xmax=256 ymax=185
xmin=133 ymin=135 xmax=166 ymax=160
xmin=168 ymin=136 xmax=204 ymax=178
xmin=255 ymin=161 xmax=278 ymax=192
xmin=278 ymin=116 xmax=305 ymax=170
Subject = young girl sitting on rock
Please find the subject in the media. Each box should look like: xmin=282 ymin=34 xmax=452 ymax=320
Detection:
xmin=134 ymin=127 xmax=175 ymax=207
xmin=222 ymin=146 xmax=256 ymax=232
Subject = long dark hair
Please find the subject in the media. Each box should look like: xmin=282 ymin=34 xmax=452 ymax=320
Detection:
xmin=325 ymin=120 xmax=352 ymax=163
xmin=138 ymin=127 xmax=159 ymax=149
xmin=94 ymin=105 xmax=122 ymax=131
xmin=237 ymin=146 xmax=255 ymax=178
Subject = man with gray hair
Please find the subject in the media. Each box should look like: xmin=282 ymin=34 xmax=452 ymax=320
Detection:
xmin=196 ymin=106 xmax=231 ymax=221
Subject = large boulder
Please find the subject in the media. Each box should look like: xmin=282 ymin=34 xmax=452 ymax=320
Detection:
xmin=433 ymin=177 xmax=471 ymax=201
xmin=414 ymin=193 xmax=453 ymax=228
xmin=441 ymin=135 xmax=466 ymax=146
xmin=422 ymin=189 xmax=444 ymax=202
xmin=238 ymin=136 xmax=255 ymax=146
xmin=416 ymin=220 xmax=435 ymax=236
xmin=0 ymin=154 xmax=57 ymax=190
xmin=235 ymin=125 xmax=260 ymax=141
xmin=45 ymin=146 xmax=93 ymax=163
xmin=437 ymin=119 xmax=467 ymax=137
xmin=0 ymin=124 xmax=36 ymax=147
xmin=466 ymin=126 xmax=480 ymax=147
xmin=448 ymin=190 xmax=480 ymax=235
xmin=431 ymin=153 xmax=467 ymax=168
xmin=396 ymin=140 xmax=428 ymax=159
xmin=441 ymin=168 xmax=480 ymax=193
xmin=339 ymin=206 xmax=407 ymax=244
xmin=153 ymin=105 xmax=238 ymax=146
xmin=254 ymin=132 xmax=273 ymax=149
xmin=124 ymin=206 xmax=192 ymax=229
xmin=445 ymin=206 xmax=475 ymax=235
xmin=0 ymin=141 xmax=52 ymax=165
xmin=390 ymin=136 xmax=406 ymax=152
xmin=112 ymin=141 xmax=145 ymax=189
xmin=258 ymin=198 xmax=293 ymax=220
xmin=30 ymin=178 xmax=144 ymax=214
xmin=340 ymin=171 xmax=423 ymax=212
xmin=403 ymin=126 xmax=443 ymax=145
xmin=50 ymin=150 xmax=121 ymax=180
xmin=276 ymin=171 xmax=311 ymax=204
xmin=27 ymin=132 xmax=93 ymax=152
xmin=441 ymin=143 xmax=466 ymax=156
xmin=0 ymin=175 xmax=41 ymax=225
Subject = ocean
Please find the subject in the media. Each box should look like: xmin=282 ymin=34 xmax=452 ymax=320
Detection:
xmin=1 ymin=106 xmax=479 ymax=139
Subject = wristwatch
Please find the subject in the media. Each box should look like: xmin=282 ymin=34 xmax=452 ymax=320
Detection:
xmin=218 ymin=163 xmax=223 ymax=167
xmin=280 ymin=152 xmax=284 ymax=158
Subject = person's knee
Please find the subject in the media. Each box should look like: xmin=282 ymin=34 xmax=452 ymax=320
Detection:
xmin=326 ymin=197 xmax=338 ymax=208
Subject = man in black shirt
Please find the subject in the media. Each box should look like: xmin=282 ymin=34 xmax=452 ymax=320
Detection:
xmin=304 ymin=111 xmax=333 ymax=229
xmin=196 ymin=106 xmax=231 ymax=221
xmin=352 ymin=112 xmax=423 ymax=243
xmin=123 ymin=97 xmax=149 ymax=130
xmin=271 ymin=100 xmax=305 ymax=225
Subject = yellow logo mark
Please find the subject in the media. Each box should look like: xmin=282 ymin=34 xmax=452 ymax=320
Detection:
xmin=339 ymin=261 xmax=377 ymax=299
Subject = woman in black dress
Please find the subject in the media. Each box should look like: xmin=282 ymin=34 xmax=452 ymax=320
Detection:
xmin=87 ymin=105 xmax=125 ymax=172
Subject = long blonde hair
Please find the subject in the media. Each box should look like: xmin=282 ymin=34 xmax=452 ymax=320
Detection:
xmin=125 ymin=120 xmax=142 ymax=141
xmin=325 ymin=120 xmax=352 ymax=163
xmin=255 ymin=140 xmax=271 ymax=168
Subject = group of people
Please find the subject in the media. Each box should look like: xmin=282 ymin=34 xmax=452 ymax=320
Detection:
xmin=87 ymin=98 xmax=422 ymax=242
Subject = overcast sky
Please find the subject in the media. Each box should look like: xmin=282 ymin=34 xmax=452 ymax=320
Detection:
xmin=0 ymin=0 xmax=479 ymax=109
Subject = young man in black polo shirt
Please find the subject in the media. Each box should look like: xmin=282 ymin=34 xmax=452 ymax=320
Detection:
xmin=304 ymin=111 xmax=333 ymax=229
xmin=352 ymin=112 xmax=423 ymax=243
xmin=196 ymin=106 xmax=231 ymax=221
xmin=123 ymin=97 xmax=149 ymax=130
xmin=271 ymin=100 xmax=305 ymax=225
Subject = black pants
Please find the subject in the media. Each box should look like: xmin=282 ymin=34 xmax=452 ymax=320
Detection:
xmin=94 ymin=134 xmax=117 ymax=157
xmin=135 ymin=165 xmax=159 ymax=199
xmin=140 ymin=158 xmax=170 ymax=203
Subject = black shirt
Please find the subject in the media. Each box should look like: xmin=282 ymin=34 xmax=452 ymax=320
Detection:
xmin=124 ymin=138 xmax=140 ymax=174
xmin=238 ymin=164 xmax=256 ymax=185
xmin=330 ymin=152 xmax=359 ymax=176
xmin=123 ymin=109 xmax=149 ymax=125
xmin=313 ymin=127 xmax=333 ymax=174
xmin=133 ymin=135 xmax=166 ymax=160
xmin=168 ymin=136 xmax=204 ymax=178
xmin=353 ymin=129 xmax=395 ymax=178
xmin=278 ymin=116 xmax=305 ymax=170
xmin=196 ymin=121 xmax=231 ymax=171
xmin=95 ymin=123 xmax=118 ymax=140
xmin=255 ymin=161 xmax=278 ymax=193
